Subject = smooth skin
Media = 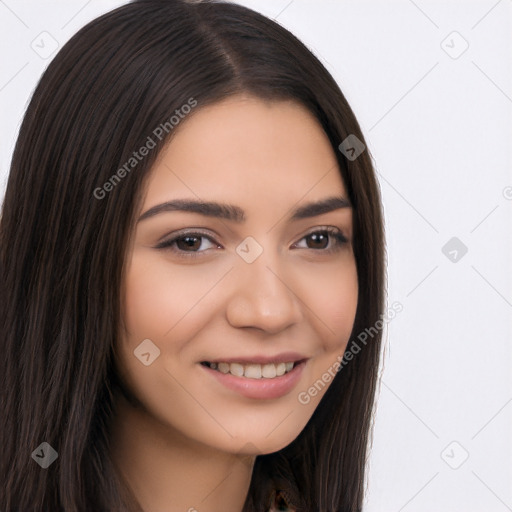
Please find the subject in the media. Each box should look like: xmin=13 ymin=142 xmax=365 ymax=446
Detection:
xmin=110 ymin=94 xmax=358 ymax=512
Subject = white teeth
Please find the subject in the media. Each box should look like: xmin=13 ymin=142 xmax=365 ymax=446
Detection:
xmin=207 ymin=361 xmax=298 ymax=378
xmin=245 ymin=364 xmax=261 ymax=379
xmin=218 ymin=362 xmax=230 ymax=374
xmin=276 ymin=362 xmax=286 ymax=376
xmin=261 ymin=363 xmax=276 ymax=378
xmin=229 ymin=363 xmax=244 ymax=377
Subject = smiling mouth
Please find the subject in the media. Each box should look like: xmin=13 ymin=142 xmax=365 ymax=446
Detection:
xmin=200 ymin=360 xmax=303 ymax=379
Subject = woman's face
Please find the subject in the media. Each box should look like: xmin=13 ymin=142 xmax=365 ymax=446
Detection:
xmin=117 ymin=94 xmax=358 ymax=456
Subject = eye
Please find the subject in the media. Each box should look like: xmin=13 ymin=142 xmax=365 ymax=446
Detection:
xmin=154 ymin=229 xmax=221 ymax=258
xmin=292 ymin=227 xmax=348 ymax=253
xmin=155 ymin=226 xmax=348 ymax=259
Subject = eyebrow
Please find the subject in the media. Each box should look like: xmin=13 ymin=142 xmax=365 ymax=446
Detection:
xmin=137 ymin=195 xmax=351 ymax=223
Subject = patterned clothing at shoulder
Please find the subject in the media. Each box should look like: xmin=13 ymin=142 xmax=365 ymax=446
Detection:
xmin=268 ymin=489 xmax=296 ymax=512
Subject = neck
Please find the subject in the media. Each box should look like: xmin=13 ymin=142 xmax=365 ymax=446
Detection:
xmin=109 ymin=392 xmax=255 ymax=512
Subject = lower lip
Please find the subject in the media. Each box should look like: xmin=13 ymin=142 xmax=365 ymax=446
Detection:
xmin=200 ymin=361 xmax=307 ymax=400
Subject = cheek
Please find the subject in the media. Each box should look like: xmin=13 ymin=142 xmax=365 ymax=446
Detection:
xmin=299 ymin=256 xmax=358 ymax=351
xmin=122 ymin=252 xmax=213 ymax=340
xmin=294 ymin=258 xmax=358 ymax=403
xmin=117 ymin=253 xmax=214 ymax=417
xmin=119 ymin=252 xmax=231 ymax=391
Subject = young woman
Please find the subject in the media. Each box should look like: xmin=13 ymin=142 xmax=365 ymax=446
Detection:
xmin=0 ymin=1 xmax=385 ymax=510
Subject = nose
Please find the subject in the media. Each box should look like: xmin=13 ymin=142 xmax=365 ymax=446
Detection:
xmin=225 ymin=252 xmax=304 ymax=334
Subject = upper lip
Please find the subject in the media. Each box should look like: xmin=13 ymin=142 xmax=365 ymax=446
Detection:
xmin=200 ymin=352 xmax=308 ymax=365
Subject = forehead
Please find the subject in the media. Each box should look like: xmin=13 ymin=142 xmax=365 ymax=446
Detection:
xmin=143 ymin=95 xmax=347 ymax=211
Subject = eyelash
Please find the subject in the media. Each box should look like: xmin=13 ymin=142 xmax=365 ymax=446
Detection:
xmin=154 ymin=226 xmax=348 ymax=259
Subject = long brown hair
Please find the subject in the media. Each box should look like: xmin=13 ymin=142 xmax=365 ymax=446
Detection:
xmin=0 ymin=1 xmax=385 ymax=510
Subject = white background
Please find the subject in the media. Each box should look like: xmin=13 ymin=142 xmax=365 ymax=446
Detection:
xmin=1 ymin=1 xmax=511 ymax=510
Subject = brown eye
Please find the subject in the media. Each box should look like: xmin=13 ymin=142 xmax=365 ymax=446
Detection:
xmin=155 ymin=230 xmax=220 ymax=257
xmin=175 ymin=235 xmax=202 ymax=251
xmin=305 ymin=231 xmax=330 ymax=249
xmin=293 ymin=227 xmax=348 ymax=253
